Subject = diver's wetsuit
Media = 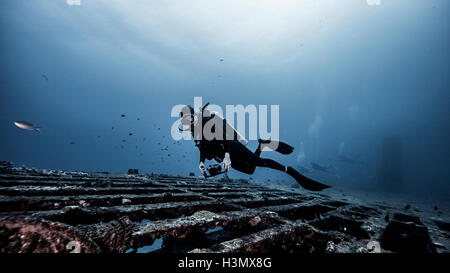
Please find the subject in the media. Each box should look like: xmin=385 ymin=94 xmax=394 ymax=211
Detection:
xmin=197 ymin=136 xmax=285 ymax=175
xmin=190 ymin=112 xmax=331 ymax=191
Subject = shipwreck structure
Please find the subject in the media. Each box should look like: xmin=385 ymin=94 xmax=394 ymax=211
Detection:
xmin=0 ymin=161 xmax=447 ymax=253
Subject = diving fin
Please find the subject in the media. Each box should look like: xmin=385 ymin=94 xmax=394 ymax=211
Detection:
xmin=259 ymin=139 xmax=294 ymax=155
xmin=287 ymin=167 xmax=331 ymax=191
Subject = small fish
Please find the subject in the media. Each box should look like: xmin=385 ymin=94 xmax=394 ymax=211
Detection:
xmin=70 ymin=141 xmax=76 ymax=145
xmin=14 ymin=121 xmax=40 ymax=131
xmin=121 ymin=114 xmax=126 ymax=117
xmin=42 ymin=74 xmax=48 ymax=82
xmin=219 ymin=58 xmax=224 ymax=62
xmin=137 ymin=118 xmax=140 ymax=121
xmin=129 ymin=133 xmax=133 ymax=136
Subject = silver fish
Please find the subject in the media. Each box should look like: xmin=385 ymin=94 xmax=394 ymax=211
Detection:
xmin=14 ymin=121 xmax=40 ymax=131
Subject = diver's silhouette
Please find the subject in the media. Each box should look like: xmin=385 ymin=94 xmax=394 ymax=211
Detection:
xmin=179 ymin=104 xmax=331 ymax=191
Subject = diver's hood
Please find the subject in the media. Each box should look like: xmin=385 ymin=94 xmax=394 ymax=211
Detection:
xmin=178 ymin=102 xmax=210 ymax=132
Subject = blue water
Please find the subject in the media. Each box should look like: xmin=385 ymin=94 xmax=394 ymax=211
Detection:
xmin=205 ymin=227 xmax=223 ymax=234
xmin=125 ymin=227 xmax=231 ymax=253
xmin=0 ymin=1 xmax=449 ymax=199
xmin=133 ymin=238 xmax=164 ymax=254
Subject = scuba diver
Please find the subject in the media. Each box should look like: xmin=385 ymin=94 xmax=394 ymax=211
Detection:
xmin=179 ymin=103 xmax=331 ymax=191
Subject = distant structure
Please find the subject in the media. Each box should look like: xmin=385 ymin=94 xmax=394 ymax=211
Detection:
xmin=127 ymin=169 xmax=139 ymax=175
xmin=377 ymin=136 xmax=404 ymax=192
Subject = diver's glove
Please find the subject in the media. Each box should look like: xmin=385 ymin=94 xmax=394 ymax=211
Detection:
xmin=199 ymin=161 xmax=206 ymax=176
xmin=222 ymin=153 xmax=231 ymax=172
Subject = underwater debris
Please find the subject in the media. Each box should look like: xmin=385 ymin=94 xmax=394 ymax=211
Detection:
xmin=191 ymin=210 xmax=218 ymax=221
xmin=122 ymin=198 xmax=132 ymax=205
xmin=0 ymin=216 xmax=100 ymax=253
xmin=0 ymin=164 xmax=448 ymax=253
xmin=0 ymin=161 xmax=13 ymax=169
xmin=127 ymin=169 xmax=139 ymax=175
xmin=248 ymin=216 xmax=262 ymax=227
xmin=381 ymin=213 xmax=436 ymax=253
